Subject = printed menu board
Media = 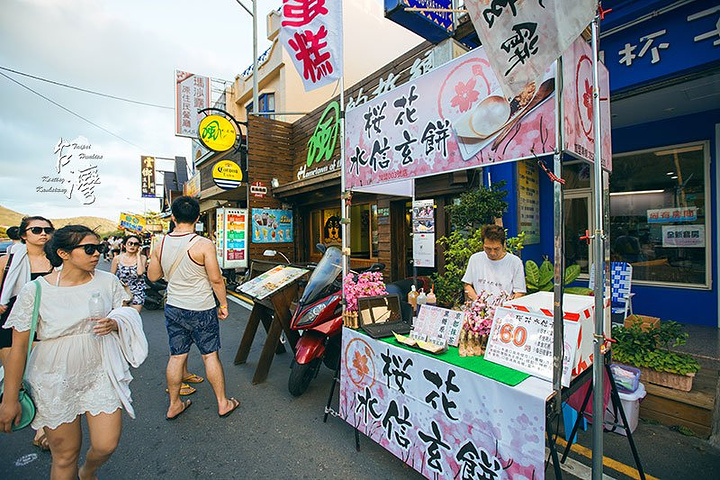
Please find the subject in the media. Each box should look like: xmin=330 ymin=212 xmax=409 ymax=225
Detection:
xmin=239 ymin=265 xmax=309 ymax=300
xmin=251 ymin=208 xmax=293 ymax=243
xmin=215 ymin=208 xmax=248 ymax=269
xmin=411 ymin=305 xmax=464 ymax=347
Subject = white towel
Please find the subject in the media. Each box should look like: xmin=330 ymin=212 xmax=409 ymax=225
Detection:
xmin=101 ymin=307 xmax=148 ymax=419
xmin=0 ymin=244 xmax=30 ymax=305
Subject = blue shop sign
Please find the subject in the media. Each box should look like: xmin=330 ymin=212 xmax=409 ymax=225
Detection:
xmin=601 ymin=1 xmax=720 ymax=92
xmin=385 ymin=0 xmax=453 ymax=43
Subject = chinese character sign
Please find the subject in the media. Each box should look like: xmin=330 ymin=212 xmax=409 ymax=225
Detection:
xmin=339 ymin=328 xmax=550 ymax=479
xmin=37 ymin=136 xmax=103 ymax=205
xmin=175 ymin=70 xmax=210 ymax=137
xmin=140 ymin=155 xmax=156 ymax=198
xmin=465 ymin=0 xmax=596 ymax=99
xmin=279 ymin=0 xmax=343 ymax=91
xmin=345 ymin=46 xmax=556 ymax=189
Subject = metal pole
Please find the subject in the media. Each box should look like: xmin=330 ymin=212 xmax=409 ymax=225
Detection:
xmin=590 ymin=14 xmax=606 ymax=480
xmin=251 ymin=0 xmax=259 ymax=115
xmin=340 ymin=77 xmax=348 ymax=283
xmin=552 ymin=56 xmax=565 ymax=411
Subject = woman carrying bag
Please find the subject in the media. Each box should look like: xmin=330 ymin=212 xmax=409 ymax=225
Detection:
xmin=0 ymin=225 xmax=146 ymax=480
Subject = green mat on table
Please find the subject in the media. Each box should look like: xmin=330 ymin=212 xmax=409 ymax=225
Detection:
xmin=380 ymin=337 xmax=530 ymax=387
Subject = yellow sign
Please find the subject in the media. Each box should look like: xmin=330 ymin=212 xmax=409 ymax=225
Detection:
xmin=184 ymin=172 xmax=201 ymax=198
xmin=212 ymin=160 xmax=243 ymax=190
xmin=119 ymin=212 xmax=146 ymax=233
xmin=198 ymin=115 xmax=237 ymax=152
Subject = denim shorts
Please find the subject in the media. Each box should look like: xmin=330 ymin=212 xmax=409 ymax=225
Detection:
xmin=164 ymin=304 xmax=220 ymax=356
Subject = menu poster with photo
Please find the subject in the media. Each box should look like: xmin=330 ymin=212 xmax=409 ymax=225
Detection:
xmin=251 ymin=209 xmax=293 ymax=243
xmin=412 ymin=305 xmax=464 ymax=347
xmin=239 ymin=265 xmax=309 ymax=300
xmin=412 ymin=199 xmax=435 ymax=267
xmin=215 ymin=208 xmax=248 ymax=269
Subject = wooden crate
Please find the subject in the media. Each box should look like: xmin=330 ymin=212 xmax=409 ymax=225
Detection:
xmin=639 ymin=368 xmax=717 ymax=438
xmin=624 ymin=314 xmax=660 ymax=331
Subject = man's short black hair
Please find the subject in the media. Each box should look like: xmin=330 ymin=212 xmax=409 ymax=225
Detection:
xmin=481 ymin=224 xmax=506 ymax=244
xmin=171 ymin=196 xmax=200 ymax=225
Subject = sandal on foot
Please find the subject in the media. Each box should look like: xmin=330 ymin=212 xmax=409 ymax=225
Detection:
xmin=182 ymin=373 xmax=204 ymax=384
xmin=166 ymin=400 xmax=192 ymax=421
xmin=32 ymin=433 xmax=50 ymax=451
xmin=165 ymin=383 xmax=196 ymax=396
xmin=219 ymin=398 xmax=240 ymax=418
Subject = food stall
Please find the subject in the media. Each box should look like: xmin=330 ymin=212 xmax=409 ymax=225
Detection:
xmin=333 ymin=18 xmax=628 ymax=478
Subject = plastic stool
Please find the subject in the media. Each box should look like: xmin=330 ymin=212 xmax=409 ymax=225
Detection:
xmin=562 ymin=403 xmax=587 ymax=443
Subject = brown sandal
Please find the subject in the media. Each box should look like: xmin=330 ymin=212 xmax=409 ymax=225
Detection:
xmin=32 ymin=432 xmax=50 ymax=451
xmin=165 ymin=383 xmax=196 ymax=395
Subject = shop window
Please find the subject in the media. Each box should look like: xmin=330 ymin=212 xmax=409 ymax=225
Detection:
xmin=564 ymin=193 xmax=592 ymax=274
xmin=246 ymin=93 xmax=275 ymax=120
xmin=610 ymin=142 xmax=709 ymax=287
xmin=309 ymin=204 xmax=378 ymax=260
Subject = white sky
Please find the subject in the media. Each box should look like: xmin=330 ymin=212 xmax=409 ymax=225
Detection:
xmin=0 ymin=0 xmax=421 ymax=221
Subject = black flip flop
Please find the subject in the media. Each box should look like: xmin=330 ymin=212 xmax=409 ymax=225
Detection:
xmin=219 ymin=398 xmax=240 ymax=418
xmin=166 ymin=400 xmax=192 ymax=421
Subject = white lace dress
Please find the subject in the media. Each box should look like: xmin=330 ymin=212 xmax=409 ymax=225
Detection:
xmin=4 ymin=270 xmax=131 ymax=430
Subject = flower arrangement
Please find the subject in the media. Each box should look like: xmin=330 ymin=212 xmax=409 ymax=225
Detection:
xmin=343 ymin=271 xmax=387 ymax=312
xmin=459 ymin=291 xmax=511 ymax=357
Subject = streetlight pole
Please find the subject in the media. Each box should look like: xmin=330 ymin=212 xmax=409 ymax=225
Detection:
xmin=234 ymin=0 xmax=259 ymax=115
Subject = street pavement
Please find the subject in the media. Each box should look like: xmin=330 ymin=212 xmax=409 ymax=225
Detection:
xmin=1 ymin=259 xmax=720 ymax=479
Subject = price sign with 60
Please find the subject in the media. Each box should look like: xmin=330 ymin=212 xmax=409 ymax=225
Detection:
xmin=498 ymin=322 xmax=528 ymax=348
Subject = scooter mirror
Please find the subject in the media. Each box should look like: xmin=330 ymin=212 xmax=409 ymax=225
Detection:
xmin=315 ymin=243 xmax=327 ymax=254
xmin=263 ymin=250 xmax=277 ymax=257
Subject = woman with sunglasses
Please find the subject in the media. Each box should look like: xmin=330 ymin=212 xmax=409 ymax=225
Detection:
xmin=110 ymin=235 xmax=147 ymax=313
xmin=0 ymin=216 xmax=55 ymax=451
xmin=0 ymin=225 xmax=136 ymax=480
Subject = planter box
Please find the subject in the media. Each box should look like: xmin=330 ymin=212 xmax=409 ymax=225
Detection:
xmin=624 ymin=314 xmax=660 ymax=331
xmin=639 ymin=367 xmax=695 ymax=392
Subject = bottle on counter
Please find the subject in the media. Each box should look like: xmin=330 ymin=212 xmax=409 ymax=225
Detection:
xmin=426 ymin=286 xmax=437 ymax=306
xmin=407 ymin=285 xmax=419 ymax=315
xmin=416 ymin=288 xmax=427 ymax=313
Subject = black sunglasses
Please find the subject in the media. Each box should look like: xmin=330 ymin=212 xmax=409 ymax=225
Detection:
xmin=27 ymin=227 xmax=55 ymax=235
xmin=69 ymin=243 xmax=108 ymax=255
xmin=126 ymin=242 xmax=140 ymax=246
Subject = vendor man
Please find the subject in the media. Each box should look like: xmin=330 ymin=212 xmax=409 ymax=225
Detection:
xmin=462 ymin=224 xmax=526 ymax=301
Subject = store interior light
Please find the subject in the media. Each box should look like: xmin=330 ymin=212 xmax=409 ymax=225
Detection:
xmin=271 ymin=178 xmax=280 ymax=188
xmin=666 ymin=171 xmax=674 ymax=175
xmin=609 ymin=189 xmax=665 ymax=197
xmin=671 ymin=175 xmax=678 ymax=179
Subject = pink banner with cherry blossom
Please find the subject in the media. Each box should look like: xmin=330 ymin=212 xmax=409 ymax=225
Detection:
xmin=280 ymin=0 xmax=343 ymax=92
xmin=339 ymin=328 xmax=552 ymax=479
xmin=344 ymin=46 xmax=557 ymax=190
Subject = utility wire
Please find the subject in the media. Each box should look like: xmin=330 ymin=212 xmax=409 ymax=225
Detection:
xmin=0 ymin=71 xmax=146 ymax=151
xmin=0 ymin=65 xmax=173 ymax=110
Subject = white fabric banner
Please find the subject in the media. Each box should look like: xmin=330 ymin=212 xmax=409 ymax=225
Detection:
xmin=465 ymin=0 xmax=596 ymax=98
xmin=279 ymin=0 xmax=343 ymax=92
xmin=339 ymin=327 xmax=551 ymax=479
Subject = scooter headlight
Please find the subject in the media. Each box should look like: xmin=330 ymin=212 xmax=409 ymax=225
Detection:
xmin=297 ymin=301 xmax=329 ymax=327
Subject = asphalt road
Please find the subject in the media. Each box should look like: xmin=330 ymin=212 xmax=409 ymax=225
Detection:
xmin=1 ymin=259 xmax=719 ymax=479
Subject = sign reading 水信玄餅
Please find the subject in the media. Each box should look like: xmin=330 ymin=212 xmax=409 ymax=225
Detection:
xmin=464 ymin=0 xmax=596 ymax=99
xmin=37 ymin=136 xmax=103 ymax=206
xmin=279 ymin=0 xmax=343 ymax=92
xmin=175 ymin=70 xmax=210 ymax=137
xmin=140 ymin=156 xmax=156 ymax=198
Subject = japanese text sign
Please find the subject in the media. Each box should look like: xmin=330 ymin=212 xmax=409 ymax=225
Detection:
xmin=339 ymin=328 xmax=550 ymax=479
xmin=175 ymin=70 xmax=210 ymax=137
xmin=140 ymin=155 xmax=156 ymax=198
xmin=280 ymin=0 xmax=343 ymax=92
xmin=465 ymin=0 xmax=596 ymax=99
xmin=345 ymin=46 xmax=556 ymax=189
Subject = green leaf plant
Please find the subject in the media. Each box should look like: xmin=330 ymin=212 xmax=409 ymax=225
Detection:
xmin=524 ymin=258 xmax=582 ymax=294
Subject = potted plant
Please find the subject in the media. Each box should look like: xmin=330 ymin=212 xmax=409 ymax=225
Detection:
xmin=611 ymin=321 xmax=700 ymax=392
xmin=524 ymin=258 xmax=585 ymax=294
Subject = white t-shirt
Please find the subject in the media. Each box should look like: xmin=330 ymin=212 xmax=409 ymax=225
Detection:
xmin=461 ymin=251 xmax=526 ymax=296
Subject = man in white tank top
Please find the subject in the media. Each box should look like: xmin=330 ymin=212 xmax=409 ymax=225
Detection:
xmin=148 ymin=196 xmax=240 ymax=420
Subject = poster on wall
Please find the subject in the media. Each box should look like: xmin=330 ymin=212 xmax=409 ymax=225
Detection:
xmin=662 ymin=225 xmax=705 ymax=248
xmin=412 ymin=199 xmax=435 ymax=267
xmin=517 ymin=159 xmax=540 ymax=244
xmin=251 ymin=209 xmax=293 ymax=243
xmin=215 ymin=208 xmax=248 ymax=268
xmin=562 ymin=36 xmax=612 ymax=170
xmin=344 ymin=46 xmax=557 ymax=190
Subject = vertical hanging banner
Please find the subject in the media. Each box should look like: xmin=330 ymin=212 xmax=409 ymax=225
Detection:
xmin=412 ymin=199 xmax=435 ymax=267
xmin=140 ymin=155 xmax=156 ymax=198
xmin=279 ymin=0 xmax=343 ymax=92
xmin=175 ymin=70 xmax=210 ymax=137
xmin=464 ymin=0 xmax=596 ymax=99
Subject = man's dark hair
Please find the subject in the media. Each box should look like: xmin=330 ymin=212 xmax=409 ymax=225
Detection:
xmin=171 ymin=196 xmax=200 ymax=224
xmin=481 ymin=224 xmax=506 ymax=244
xmin=6 ymin=226 xmax=20 ymax=241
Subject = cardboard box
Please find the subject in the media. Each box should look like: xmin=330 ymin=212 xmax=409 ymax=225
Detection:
xmin=624 ymin=314 xmax=660 ymax=331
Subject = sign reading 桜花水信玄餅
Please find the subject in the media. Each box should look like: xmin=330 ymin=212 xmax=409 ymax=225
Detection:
xmin=279 ymin=0 xmax=343 ymax=92
xmin=464 ymin=0 xmax=596 ymax=99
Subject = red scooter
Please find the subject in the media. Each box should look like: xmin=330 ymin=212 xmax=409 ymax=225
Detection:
xmin=288 ymin=245 xmax=383 ymax=396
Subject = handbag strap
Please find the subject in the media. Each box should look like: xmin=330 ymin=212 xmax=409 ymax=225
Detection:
xmin=0 ymin=252 xmax=14 ymax=298
xmin=25 ymin=279 xmax=41 ymax=370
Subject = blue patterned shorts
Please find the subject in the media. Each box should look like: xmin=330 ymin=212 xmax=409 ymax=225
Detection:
xmin=164 ymin=304 xmax=220 ymax=355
